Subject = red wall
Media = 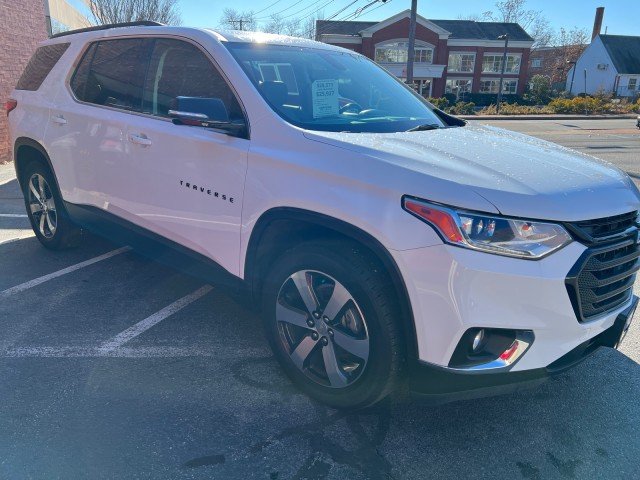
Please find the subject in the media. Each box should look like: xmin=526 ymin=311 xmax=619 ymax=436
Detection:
xmin=0 ymin=0 xmax=48 ymax=163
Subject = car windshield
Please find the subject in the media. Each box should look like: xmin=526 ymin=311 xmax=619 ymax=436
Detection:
xmin=225 ymin=42 xmax=447 ymax=133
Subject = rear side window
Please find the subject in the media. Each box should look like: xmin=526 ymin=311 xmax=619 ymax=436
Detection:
xmin=70 ymin=38 xmax=151 ymax=111
xmin=16 ymin=43 xmax=70 ymax=91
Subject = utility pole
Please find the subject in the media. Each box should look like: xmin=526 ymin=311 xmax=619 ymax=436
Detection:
xmin=567 ymin=60 xmax=577 ymax=96
xmin=496 ymin=34 xmax=509 ymax=114
xmin=406 ymin=0 xmax=417 ymax=88
xmin=229 ymin=18 xmax=247 ymax=31
xmin=584 ymin=68 xmax=588 ymax=115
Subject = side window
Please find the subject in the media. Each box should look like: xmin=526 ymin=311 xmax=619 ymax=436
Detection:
xmin=143 ymin=39 xmax=243 ymax=120
xmin=16 ymin=43 xmax=70 ymax=91
xmin=70 ymin=43 xmax=97 ymax=102
xmin=70 ymin=38 xmax=151 ymax=111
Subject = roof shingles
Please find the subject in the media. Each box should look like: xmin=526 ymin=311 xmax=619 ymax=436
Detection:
xmin=316 ymin=18 xmax=533 ymax=42
xmin=600 ymin=35 xmax=640 ymax=74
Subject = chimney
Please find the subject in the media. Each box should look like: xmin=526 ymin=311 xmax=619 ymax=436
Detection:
xmin=592 ymin=7 xmax=604 ymax=40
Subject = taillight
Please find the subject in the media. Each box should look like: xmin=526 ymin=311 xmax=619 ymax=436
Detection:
xmin=6 ymin=99 xmax=17 ymax=116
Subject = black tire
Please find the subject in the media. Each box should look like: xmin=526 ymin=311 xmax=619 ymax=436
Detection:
xmin=262 ymin=240 xmax=403 ymax=409
xmin=22 ymin=161 xmax=81 ymax=250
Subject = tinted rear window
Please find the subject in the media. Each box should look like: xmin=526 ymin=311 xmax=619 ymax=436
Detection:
xmin=16 ymin=43 xmax=70 ymax=91
xmin=70 ymin=38 xmax=151 ymax=111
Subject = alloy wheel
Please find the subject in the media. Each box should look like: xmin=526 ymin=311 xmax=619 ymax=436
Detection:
xmin=27 ymin=173 xmax=57 ymax=239
xmin=275 ymin=270 xmax=370 ymax=388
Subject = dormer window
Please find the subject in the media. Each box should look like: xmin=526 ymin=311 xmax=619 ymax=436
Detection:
xmin=375 ymin=41 xmax=433 ymax=64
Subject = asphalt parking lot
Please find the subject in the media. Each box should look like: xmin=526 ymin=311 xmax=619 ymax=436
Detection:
xmin=1 ymin=118 xmax=640 ymax=479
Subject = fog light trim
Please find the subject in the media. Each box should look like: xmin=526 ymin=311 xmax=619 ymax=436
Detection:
xmin=448 ymin=330 xmax=534 ymax=372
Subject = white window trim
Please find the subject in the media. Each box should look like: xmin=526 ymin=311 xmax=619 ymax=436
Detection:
xmin=447 ymin=52 xmax=476 ymax=74
xmin=374 ymin=39 xmax=435 ymax=64
xmin=482 ymin=53 xmax=522 ymax=74
xmin=479 ymin=78 xmax=518 ymax=94
xmin=445 ymin=78 xmax=473 ymax=94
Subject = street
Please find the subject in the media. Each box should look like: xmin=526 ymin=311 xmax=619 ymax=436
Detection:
xmin=0 ymin=118 xmax=639 ymax=479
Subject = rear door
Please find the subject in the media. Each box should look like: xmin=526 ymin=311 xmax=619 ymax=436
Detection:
xmin=45 ymin=37 xmax=152 ymax=208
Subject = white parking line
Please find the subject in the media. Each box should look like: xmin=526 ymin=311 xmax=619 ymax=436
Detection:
xmin=98 ymin=285 xmax=214 ymax=352
xmin=0 ymin=214 xmax=28 ymax=218
xmin=0 ymin=246 xmax=131 ymax=297
xmin=0 ymin=345 xmax=262 ymax=358
xmin=0 ymin=345 xmax=268 ymax=358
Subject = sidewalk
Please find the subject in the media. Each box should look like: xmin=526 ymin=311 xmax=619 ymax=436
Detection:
xmin=0 ymin=161 xmax=17 ymax=187
xmin=0 ymin=162 xmax=24 ymax=216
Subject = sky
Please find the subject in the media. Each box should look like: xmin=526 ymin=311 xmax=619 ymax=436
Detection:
xmin=175 ymin=0 xmax=639 ymax=37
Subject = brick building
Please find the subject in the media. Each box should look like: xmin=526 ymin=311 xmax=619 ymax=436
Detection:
xmin=528 ymin=45 xmax=588 ymax=91
xmin=0 ymin=0 xmax=48 ymax=163
xmin=317 ymin=10 xmax=534 ymax=100
xmin=0 ymin=0 xmax=90 ymax=164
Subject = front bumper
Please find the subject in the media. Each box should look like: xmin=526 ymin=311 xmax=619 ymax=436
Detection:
xmin=408 ymin=295 xmax=637 ymax=404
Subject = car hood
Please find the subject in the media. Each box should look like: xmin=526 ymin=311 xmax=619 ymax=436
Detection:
xmin=303 ymin=123 xmax=640 ymax=221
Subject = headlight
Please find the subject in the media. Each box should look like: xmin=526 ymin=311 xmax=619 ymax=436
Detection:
xmin=403 ymin=197 xmax=572 ymax=259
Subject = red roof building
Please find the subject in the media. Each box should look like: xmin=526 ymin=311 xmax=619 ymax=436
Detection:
xmin=317 ymin=10 xmax=534 ymax=99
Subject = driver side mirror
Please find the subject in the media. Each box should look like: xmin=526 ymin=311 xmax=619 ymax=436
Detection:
xmin=169 ymin=96 xmax=246 ymax=137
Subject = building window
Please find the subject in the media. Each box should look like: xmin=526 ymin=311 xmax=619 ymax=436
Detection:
xmin=447 ymin=53 xmax=475 ymax=73
xmin=531 ymin=58 xmax=542 ymax=68
xmin=375 ymin=41 xmax=433 ymax=64
xmin=479 ymin=79 xmax=518 ymax=94
xmin=629 ymin=78 xmax=637 ymax=91
xmin=482 ymin=54 xmax=521 ymax=74
xmin=445 ymin=79 xmax=472 ymax=95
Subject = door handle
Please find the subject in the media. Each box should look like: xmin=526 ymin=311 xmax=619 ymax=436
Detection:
xmin=51 ymin=115 xmax=67 ymax=125
xmin=128 ymin=133 xmax=152 ymax=146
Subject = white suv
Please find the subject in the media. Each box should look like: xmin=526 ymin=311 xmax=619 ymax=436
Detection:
xmin=7 ymin=23 xmax=639 ymax=408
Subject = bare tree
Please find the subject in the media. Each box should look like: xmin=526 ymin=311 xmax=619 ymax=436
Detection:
xmin=549 ymin=27 xmax=589 ymax=85
xmin=302 ymin=15 xmax=318 ymax=39
xmin=283 ymin=18 xmax=302 ymax=37
xmin=89 ymin=0 xmax=181 ymax=25
xmin=219 ymin=8 xmax=257 ymax=31
xmin=219 ymin=8 xmax=320 ymax=39
xmin=455 ymin=13 xmax=484 ymax=22
xmin=483 ymin=0 xmax=553 ymax=48
xmin=262 ymin=15 xmax=307 ymax=37
xmin=263 ymin=14 xmax=286 ymax=34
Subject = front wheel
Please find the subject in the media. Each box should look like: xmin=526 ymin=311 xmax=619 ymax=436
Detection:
xmin=262 ymin=241 xmax=403 ymax=409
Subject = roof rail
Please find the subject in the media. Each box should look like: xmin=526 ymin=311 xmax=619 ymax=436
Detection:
xmin=50 ymin=21 xmax=164 ymax=39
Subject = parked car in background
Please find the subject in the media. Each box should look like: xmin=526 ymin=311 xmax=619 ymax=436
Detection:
xmin=7 ymin=23 xmax=640 ymax=408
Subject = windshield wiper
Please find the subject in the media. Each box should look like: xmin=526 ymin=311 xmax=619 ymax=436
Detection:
xmin=406 ymin=123 xmax=442 ymax=132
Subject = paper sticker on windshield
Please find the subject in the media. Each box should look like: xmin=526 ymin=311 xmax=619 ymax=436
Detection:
xmin=312 ymin=79 xmax=339 ymax=118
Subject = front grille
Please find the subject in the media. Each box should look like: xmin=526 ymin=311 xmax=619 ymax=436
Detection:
xmin=567 ymin=211 xmax=638 ymax=243
xmin=566 ymin=212 xmax=640 ymax=322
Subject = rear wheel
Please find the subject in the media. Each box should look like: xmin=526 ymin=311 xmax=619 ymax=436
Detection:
xmin=262 ymin=241 xmax=402 ymax=409
xmin=22 ymin=161 xmax=81 ymax=249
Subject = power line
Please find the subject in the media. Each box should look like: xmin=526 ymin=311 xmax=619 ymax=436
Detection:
xmin=253 ymin=0 xmax=287 ymax=16
xmin=265 ymin=0 xmax=335 ymax=22
xmin=323 ymin=0 xmax=361 ymax=22
xmin=311 ymin=0 xmax=390 ymax=38
xmin=307 ymin=0 xmax=366 ymax=38
xmin=255 ymin=0 xmax=307 ymax=20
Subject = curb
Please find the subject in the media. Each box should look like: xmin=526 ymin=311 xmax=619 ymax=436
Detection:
xmin=460 ymin=114 xmax=638 ymax=121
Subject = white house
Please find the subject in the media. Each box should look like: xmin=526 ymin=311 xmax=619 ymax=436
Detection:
xmin=567 ymin=34 xmax=640 ymax=97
